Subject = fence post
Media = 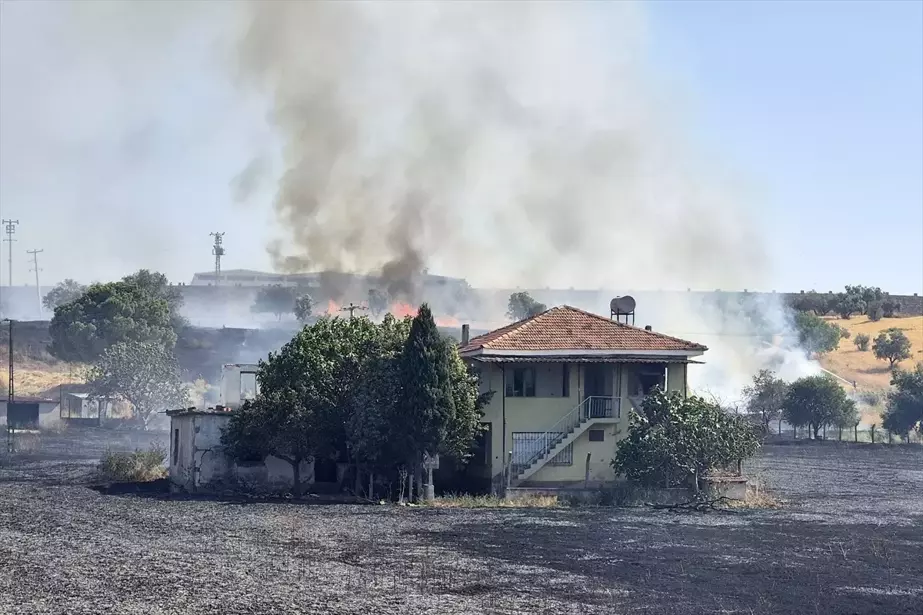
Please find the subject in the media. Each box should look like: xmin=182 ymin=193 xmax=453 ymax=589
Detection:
xmin=870 ymin=424 xmax=876 ymax=444
xmin=887 ymin=430 xmax=892 ymax=445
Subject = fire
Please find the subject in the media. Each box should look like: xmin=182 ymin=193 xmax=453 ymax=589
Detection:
xmin=389 ymin=302 xmax=416 ymax=318
xmin=324 ymin=299 xmax=460 ymax=327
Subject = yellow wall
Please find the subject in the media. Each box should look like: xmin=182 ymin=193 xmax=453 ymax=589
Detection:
xmin=474 ymin=360 xmax=690 ymax=485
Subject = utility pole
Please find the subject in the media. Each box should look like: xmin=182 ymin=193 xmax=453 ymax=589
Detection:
xmin=27 ymin=249 xmax=43 ymax=317
xmin=2 ymin=220 xmax=19 ymax=288
xmin=4 ymin=318 xmax=13 ymax=453
xmin=340 ymin=302 xmax=368 ymax=320
xmin=210 ymin=232 xmax=225 ymax=286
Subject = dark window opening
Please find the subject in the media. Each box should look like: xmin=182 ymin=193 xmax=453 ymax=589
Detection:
xmin=589 ymin=429 xmax=605 ymax=442
xmin=506 ymin=368 xmax=536 ymax=397
xmin=562 ymin=363 xmax=570 ymax=397
xmin=172 ymin=429 xmax=179 ymax=465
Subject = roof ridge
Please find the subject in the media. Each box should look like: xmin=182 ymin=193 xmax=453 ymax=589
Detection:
xmin=559 ymin=305 xmax=706 ymax=349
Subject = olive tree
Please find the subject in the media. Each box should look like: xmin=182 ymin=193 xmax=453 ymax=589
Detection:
xmin=882 ymin=363 xmax=923 ymax=438
xmin=612 ymin=389 xmax=760 ymax=489
xmin=782 ymin=375 xmax=856 ymax=439
xmin=742 ymin=369 xmax=789 ymax=434
xmin=873 ymin=328 xmax=912 ymax=368
xmin=87 ymin=341 xmax=189 ymax=429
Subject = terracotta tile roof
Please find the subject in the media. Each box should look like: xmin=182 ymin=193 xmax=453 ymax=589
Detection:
xmin=458 ymin=306 xmax=707 ymax=354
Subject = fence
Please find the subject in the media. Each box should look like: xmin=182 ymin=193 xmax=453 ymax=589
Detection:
xmin=774 ymin=423 xmax=922 ymax=445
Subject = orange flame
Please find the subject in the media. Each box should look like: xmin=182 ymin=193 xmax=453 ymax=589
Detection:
xmin=326 ymin=300 xmax=339 ymax=315
xmin=389 ymin=302 xmax=417 ymax=318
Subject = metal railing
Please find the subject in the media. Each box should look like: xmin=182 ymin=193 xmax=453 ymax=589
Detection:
xmin=510 ymin=396 xmax=618 ymax=478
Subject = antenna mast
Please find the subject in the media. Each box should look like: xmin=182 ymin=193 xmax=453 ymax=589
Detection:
xmin=210 ymin=232 xmax=225 ymax=286
xmin=26 ymin=249 xmax=43 ymax=316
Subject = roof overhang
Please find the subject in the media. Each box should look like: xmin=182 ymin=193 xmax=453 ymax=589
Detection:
xmin=469 ymin=355 xmax=705 ymax=364
xmin=461 ymin=348 xmax=704 ymax=359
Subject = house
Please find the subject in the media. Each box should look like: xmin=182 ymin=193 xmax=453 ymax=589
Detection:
xmin=457 ymin=306 xmax=707 ymax=491
xmin=0 ymin=396 xmax=62 ymax=429
xmin=167 ymin=363 xmax=314 ymax=493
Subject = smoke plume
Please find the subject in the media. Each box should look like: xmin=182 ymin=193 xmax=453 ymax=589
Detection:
xmin=232 ymin=1 xmax=765 ymax=296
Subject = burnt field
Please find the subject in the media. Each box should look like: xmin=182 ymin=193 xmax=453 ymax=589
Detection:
xmin=1 ymin=431 xmax=922 ymax=615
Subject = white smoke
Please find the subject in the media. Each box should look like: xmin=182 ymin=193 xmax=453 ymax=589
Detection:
xmin=2 ymin=1 xmax=819 ymax=397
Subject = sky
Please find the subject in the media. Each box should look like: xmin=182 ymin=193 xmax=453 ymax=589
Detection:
xmin=0 ymin=0 xmax=920 ymax=294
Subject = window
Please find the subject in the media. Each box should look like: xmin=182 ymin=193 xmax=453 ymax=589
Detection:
xmin=506 ymin=368 xmax=536 ymax=397
xmin=562 ymin=363 xmax=570 ymax=397
xmin=240 ymin=372 xmax=259 ymax=402
xmin=589 ymin=429 xmax=605 ymax=442
xmin=172 ymin=429 xmax=179 ymax=465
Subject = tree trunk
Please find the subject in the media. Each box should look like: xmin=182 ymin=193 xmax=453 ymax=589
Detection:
xmin=292 ymin=458 xmax=302 ymax=497
xmin=414 ymin=452 xmax=423 ymax=503
xmin=406 ymin=470 xmax=414 ymax=503
xmin=812 ymin=423 xmax=820 ymax=439
xmin=368 ymin=471 xmax=374 ymax=500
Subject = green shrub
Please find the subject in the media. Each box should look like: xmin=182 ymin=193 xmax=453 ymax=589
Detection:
xmin=854 ymin=333 xmax=870 ymax=351
xmin=612 ymin=389 xmax=760 ymax=489
xmin=99 ymin=444 xmax=167 ymax=482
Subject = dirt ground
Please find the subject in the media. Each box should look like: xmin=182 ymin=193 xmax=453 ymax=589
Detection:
xmin=1 ymin=430 xmax=921 ymax=615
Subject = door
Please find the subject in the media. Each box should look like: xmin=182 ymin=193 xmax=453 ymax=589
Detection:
xmin=582 ymin=365 xmax=611 ymax=418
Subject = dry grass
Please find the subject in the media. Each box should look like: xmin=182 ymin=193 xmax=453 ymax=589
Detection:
xmin=726 ymin=481 xmax=784 ymax=510
xmin=819 ymin=316 xmax=923 ymax=390
xmin=430 ymin=493 xmax=560 ymax=508
xmin=98 ymin=444 xmax=167 ymax=482
xmin=0 ymin=358 xmax=87 ymax=397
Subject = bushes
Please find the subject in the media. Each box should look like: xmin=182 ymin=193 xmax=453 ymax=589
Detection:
xmin=854 ymin=333 xmax=871 ymax=351
xmin=99 ymin=444 xmax=167 ymax=482
xmin=611 ymin=389 xmax=760 ymax=489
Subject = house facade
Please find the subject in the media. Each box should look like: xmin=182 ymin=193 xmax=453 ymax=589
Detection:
xmin=458 ymin=306 xmax=707 ymax=490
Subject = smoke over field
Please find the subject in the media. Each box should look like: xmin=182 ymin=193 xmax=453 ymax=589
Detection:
xmin=2 ymin=0 xmax=815 ymax=398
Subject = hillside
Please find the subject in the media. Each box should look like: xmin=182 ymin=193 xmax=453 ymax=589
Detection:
xmin=819 ymin=316 xmax=923 ymax=390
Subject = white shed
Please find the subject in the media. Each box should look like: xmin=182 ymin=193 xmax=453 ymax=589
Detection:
xmin=167 ymin=409 xmax=314 ymax=494
xmin=0 ymin=396 xmax=62 ymax=429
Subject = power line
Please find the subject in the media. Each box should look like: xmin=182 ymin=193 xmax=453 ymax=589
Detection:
xmin=210 ymin=232 xmax=225 ymax=286
xmin=340 ymin=302 xmax=368 ymax=320
xmin=2 ymin=220 xmax=19 ymax=288
xmin=27 ymin=249 xmax=43 ymax=317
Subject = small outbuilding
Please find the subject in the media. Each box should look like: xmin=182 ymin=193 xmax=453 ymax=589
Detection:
xmin=166 ymin=363 xmax=314 ymax=494
xmin=0 ymin=396 xmax=61 ymax=429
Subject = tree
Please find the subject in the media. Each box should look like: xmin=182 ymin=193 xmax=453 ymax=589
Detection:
xmin=792 ymin=312 xmax=841 ymax=355
xmin=866 ymin=301 xmax=883 ymax=322
xmin=833 ymin=293 xmax=865 ymax=319
xmin=42 ymin=279 xmax=87 ymax=311
xmin=122 ymin=269 xmax=186 ymax=329
xmin=394 ymin=304 xmax=484 ymax=498
xmin=882 ymin=299 xmax=901 ymax=318
xmin=873 ymin=328 xmax=912 ymax=368
xmin=882 ymin=363 xmax=923 ymax=437
xmin=854 ymin=333 xmax=870 ymax=351
xmin=506 ymin=291 xmax=547 ymax=321
xmin=742 ymin=369 xmax=789 ymax=434
xmin=367 ymin=288 xmax=389 ymax=318
xmin=222 ymin=391 xmax=315 ymax=495
xmin=611 ymin=389 xmax=760 ymax=489
xmin=293 ymin=293 xmax=314 ymax=323
xmin=782 ymin=375 xmax=855 ymax=439
xmin=223 ymin=316 xmax=388 ymax=494
xmin=789 ymin=291 xmax=833 ymax=316
xmin=49 ymin=280 xmax=176 ymax=363
xmin=87 ymin=341 xmax=188 ymax=429
xmin=250 ymin=285 xmax=297 ymax=321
